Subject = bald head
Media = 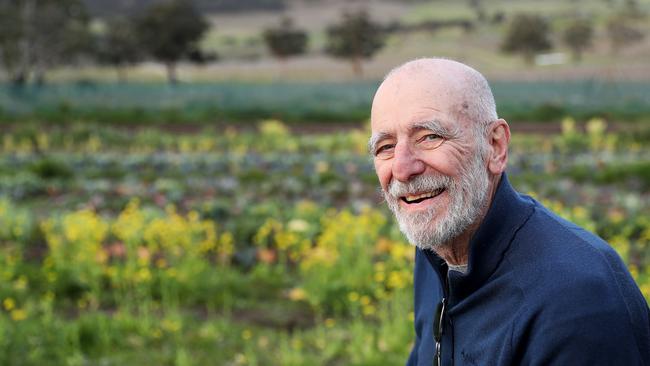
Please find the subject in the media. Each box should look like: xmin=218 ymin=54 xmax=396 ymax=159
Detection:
xmin=370 ymin=58 xmax=499 ymax=159
xmin=375 ymin=58 xmax=497 ymax=130
xmin=377 ymin=58 xmax=498 ymax=124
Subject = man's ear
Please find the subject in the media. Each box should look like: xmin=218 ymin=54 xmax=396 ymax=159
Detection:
xmin=487 ymin=119 xmax=510 ymax=175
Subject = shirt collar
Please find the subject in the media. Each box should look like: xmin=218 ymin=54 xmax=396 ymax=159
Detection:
xmin=421 ymin=173 xmax=535 ymax=303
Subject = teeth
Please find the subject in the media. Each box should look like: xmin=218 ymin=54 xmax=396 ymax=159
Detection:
xmin=404 ymin=188 xmax=443 ymax=202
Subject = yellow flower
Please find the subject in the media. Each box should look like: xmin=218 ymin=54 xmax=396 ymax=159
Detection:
xmin=188 ymin=210 xmax=200 ymax=222
xmin=348 ymin=292 xmax=359 ymax=302
xmin=162 ymin=318 xmax=181 ymax=333
xmin=3 ymin=298 xmax=15 ymax=311
xmin=360 ymin=295 xmax=371 ymax=306
xmin=362 ymin=304 xmax=376 ymax=316
xmin=561 ymin=117 xmax=576 ymax=136
xmin=640 ymin=284 xmax=650 ymax=300
xmin=10 ymin=308 xmax=27 ymax=321
xmin=324 ymin=318 xmax=336 ymax=328
xmin=136 ymin=268 xmax=152 ymax=282
xmin=219 ymin=232 xmax=234 ymax=258
xmin=388 ymin=270 xmax=409 ymax=289
xmin=13 ymin=276 xmax=27 ymax=291
xmin=241 ymin=329 xmax=252 ymax=340
xmin=288 ymin=287 xmax=307 ymax=301
xmin=258 ymin=119 xmax=290 ymax=136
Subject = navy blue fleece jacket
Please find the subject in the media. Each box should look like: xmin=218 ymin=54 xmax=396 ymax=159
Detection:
xmin=407 ymin=174 xmax=650 ymax=365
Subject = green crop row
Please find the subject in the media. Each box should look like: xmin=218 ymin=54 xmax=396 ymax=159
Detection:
xmin=1 ymin=81 xmax=650 ymax=124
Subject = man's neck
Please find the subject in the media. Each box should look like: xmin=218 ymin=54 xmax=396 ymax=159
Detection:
xmin=434 ymin=173 xmax=503 ymax=266
xmin=433 ymin=225 xmax=474 ymax=266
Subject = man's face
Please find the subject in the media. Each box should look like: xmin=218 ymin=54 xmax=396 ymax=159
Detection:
xmin=370 ymin=73 xmax=490 ymax=250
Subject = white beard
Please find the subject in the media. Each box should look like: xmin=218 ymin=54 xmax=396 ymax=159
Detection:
xmin=383 ymin=151 xmax=490 ymax=251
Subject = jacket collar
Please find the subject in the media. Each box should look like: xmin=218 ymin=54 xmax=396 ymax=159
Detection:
xmin=421 ymin=173 xmax=535 ymax=304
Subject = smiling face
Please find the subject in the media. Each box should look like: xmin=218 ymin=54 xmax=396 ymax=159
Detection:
xmin=370 ymin=59 xmax=497 ymax=251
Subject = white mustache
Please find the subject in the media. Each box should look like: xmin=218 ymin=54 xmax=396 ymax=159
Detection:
xmin=387 ymin=174 xmax=452 ymax=199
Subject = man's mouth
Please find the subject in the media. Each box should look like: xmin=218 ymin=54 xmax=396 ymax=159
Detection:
xmin=401 ymin=187 xmax=445 ymax=204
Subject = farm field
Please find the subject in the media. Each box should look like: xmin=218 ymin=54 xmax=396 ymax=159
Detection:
xmin=0 ymin=118 xmax=648 ymax=365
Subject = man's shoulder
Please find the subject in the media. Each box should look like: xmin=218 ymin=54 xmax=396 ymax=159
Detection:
xmin=504 ymin=196 xmax=634 ymax=298
xmin=512 ymin=195 xmax=619 ymax=267
xmin=505 ymin=195 xmax=647 ymax=318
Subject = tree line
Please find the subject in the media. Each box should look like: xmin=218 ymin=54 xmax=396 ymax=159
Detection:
xmin=0 ymin=0 xmax=646 ymax=85
xmin=501 ymin=10 xmax=646 ymax=64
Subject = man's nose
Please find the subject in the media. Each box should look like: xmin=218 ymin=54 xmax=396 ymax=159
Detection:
xmin=392 ymin=143 xmax=425 ymax=182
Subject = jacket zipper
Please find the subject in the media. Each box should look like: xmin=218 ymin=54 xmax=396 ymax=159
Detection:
xmin=423 ymin=249 xmax=452 ymax=365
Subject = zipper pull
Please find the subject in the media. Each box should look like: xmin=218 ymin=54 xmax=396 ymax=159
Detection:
xmin=433 ymin=297 xmax=446 ymax=366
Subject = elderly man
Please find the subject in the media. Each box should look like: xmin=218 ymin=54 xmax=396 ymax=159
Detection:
xmin=370 ymin=58 xmax=650 ymax=365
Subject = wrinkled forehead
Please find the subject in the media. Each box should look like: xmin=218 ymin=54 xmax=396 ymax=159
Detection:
xmin=370 ymin=69 xmax=467 ymax=134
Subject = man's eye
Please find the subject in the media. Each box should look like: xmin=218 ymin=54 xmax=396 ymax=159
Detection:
xmin=418 ymin=134 xmax=446 ymax=149
xmin=375 ymin=144 xmax=394 ymax=156
xmin=423 ymin=134 xmax=442 ymax=141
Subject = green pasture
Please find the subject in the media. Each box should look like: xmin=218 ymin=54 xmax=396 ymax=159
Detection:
xmin=1 ymin=81 xmax=650 ymax=124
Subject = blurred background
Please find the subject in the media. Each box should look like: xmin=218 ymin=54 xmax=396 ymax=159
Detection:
xmin=0 ymin=0 xmax=648 ymax=365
